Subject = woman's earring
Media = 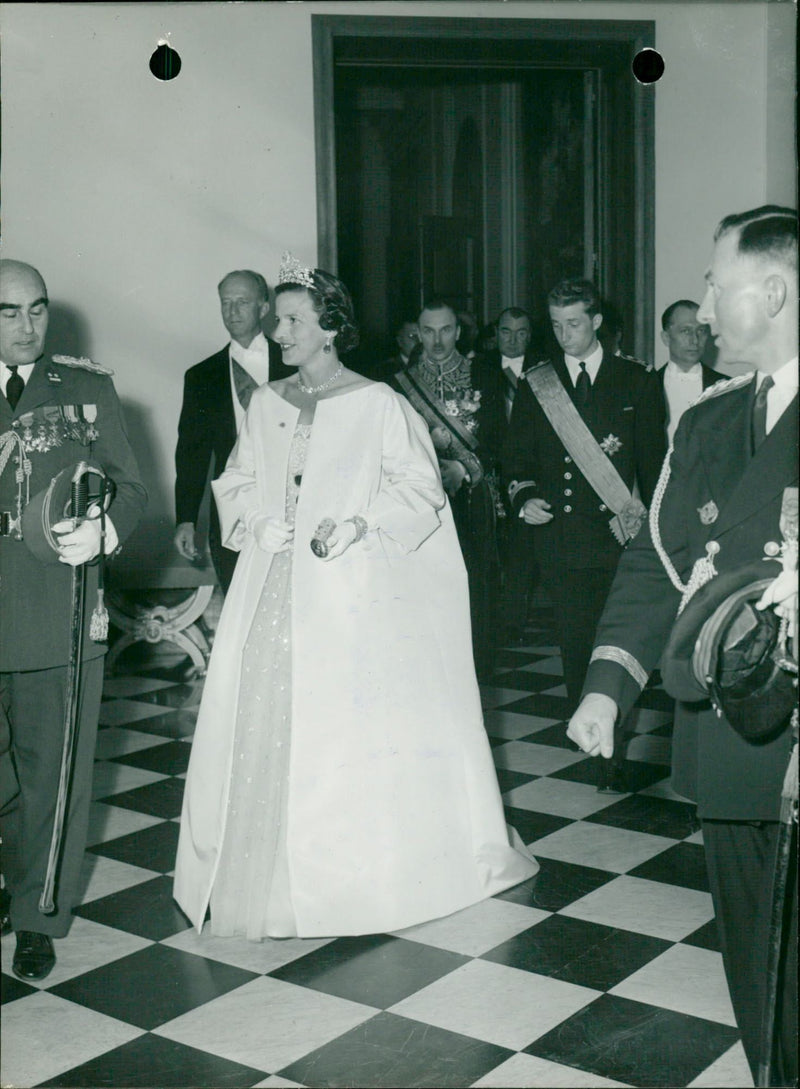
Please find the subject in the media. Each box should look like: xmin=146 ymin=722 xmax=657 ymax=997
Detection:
xmin=323 ymin=335 xmax=334 ymax=354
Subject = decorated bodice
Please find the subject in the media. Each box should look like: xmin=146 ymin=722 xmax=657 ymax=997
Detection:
xmin=286 ymin=423 xmax=312 ymax=523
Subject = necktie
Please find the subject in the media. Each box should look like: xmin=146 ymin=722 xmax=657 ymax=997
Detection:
xmin=6 ymin=366 xmax=25 ymax=411
xmin=575 ymin=361 xmax=591 ymax=407
xmin=232 ymin=358 xmax=258 ymax=411
xmin=751 ymin=374 xmax=774 ymax=452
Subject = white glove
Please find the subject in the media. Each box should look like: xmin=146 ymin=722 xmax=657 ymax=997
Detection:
xmin=52 ymin=506 xmax=119 ymax=566
xmin=245 ymin=509 xmax=294 ymax=554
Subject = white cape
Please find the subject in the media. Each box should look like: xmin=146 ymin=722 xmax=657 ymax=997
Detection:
xmin=174 ymin=382 xmax=537 ymax=936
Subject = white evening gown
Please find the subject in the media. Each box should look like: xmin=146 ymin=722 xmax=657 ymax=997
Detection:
xmin=208 ymin=424 xmax=310 ymax=939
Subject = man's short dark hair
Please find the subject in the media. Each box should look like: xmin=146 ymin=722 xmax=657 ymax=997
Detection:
xmin=661 ymin=299 xmax=699 ymax=331
xmin=218 ymin=270 xmax=270 ymax=301
xmin=547 ymin=278 xmax=601 ymax=318
xmin=497 ymin=306 xmax=532 ymax=326
xmin=418 ymin=297 xmax=458 ymax=323
xmin=714 ymin=205 xmax=797 ymax=273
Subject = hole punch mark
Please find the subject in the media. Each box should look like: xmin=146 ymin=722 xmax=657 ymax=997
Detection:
xmin=632 ymin=48 xmax=664 ymax=85
xmin=150 ymin=42 xmax=182 ymax=82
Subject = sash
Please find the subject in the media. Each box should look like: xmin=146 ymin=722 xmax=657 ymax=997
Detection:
xmin=525 ymin=362 xmax=645 ymax=544
xmin=231 ymin=358 xmax=258 ymax=411
xmin=395 ymin=367 xmax=484 ymax=484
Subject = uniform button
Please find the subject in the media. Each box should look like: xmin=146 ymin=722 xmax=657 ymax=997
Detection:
xmin=564 ymin=471 xmax=572 ymax=480
xmin=599 ymin=504 xmax=607 ymax=512
xmin=564 ymin=455 xmax=572 ymax=464
xmin=564 ymin=504 xmax=572 ymax=513
xmin=11 ymin=420 xmax=19 ymax=429
xmin=564 ymin=489 xmax=573 ymax=497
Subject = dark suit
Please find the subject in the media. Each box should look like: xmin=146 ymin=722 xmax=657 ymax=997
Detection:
xmin=480 ymin=349 xmax=544 ymax=635
xmin=503 ymin=349 xmax=666 ymax=704
xmin=1 ymin=356 xmax=147 ymax=935
xmin=175 ymin=340 xmax=288 ymax=592
xmin=584 ymin=376 xmax=798 ymax=1082
xmin=656 ymin=361 xmax=719 ymax=440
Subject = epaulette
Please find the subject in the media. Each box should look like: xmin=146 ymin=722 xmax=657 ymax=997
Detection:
xmin=617 ymin=350 xmax=653 ymax=372
xmin=690 ymin=371 xmax=753 ymax=407
xmin=51 ymin=354 xmax=115 ymax=376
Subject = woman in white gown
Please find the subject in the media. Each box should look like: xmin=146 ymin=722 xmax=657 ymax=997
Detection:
xmin=173 ymin=255 xmax=538 ymax=940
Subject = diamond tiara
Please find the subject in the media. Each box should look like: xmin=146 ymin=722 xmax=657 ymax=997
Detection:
xmin=278 ymin=251 xmax=316 ymax=289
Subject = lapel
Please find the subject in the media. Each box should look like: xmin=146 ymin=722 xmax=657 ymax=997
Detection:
xmin=700 ymin=383 xmax=798 ymax=538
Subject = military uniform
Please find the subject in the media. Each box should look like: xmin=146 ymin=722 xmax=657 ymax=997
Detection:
xmin=394 ymin=354 xmax=506 ymax=679
xmin=503 ymin=349 xmax=666 ymax=704
xmin=583 ymin=374 xmax=798 ymax=1082
xmin=0 ymin=355 xmax=146 ymax=936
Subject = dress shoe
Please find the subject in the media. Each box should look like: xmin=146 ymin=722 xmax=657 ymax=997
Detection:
xmin=0 ymin=887 xmax=11 ymax=937
xmin=12 ymin=931 xmax=56 ymax=981
xmin=597 ymin=762 xmax=629 ymax=794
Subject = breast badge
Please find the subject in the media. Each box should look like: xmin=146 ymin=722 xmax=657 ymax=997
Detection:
xmin=697 ymin=500 xmax=718 ymax=525
xmin=600 ymin=434 xmax=622 ymax=456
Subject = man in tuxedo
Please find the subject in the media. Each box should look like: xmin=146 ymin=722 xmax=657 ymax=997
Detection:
xmin=174 ymin=270 xmax=289 ymax=593
xmin=0 ymin=260 xmax=147 ymax=978
xmin=483 ymin=307 xmax=542 ymax=644
xmin=503 ymin=278 xmax=665 ymax=785
xmin=657 ymin=299 xmax=718 ymax=442
xmin=568 ymin=206 xmax=797 ymax=1086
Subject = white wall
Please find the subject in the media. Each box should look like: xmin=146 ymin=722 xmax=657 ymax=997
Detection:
xmin=1 ymin=1 xmax=795 ymax=561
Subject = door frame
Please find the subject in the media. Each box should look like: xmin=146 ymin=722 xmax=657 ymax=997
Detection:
xmin=312 ymin=13 xmax=655 ymax=361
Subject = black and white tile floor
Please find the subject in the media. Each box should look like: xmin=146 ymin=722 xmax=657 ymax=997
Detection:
xmin=1 ymin=606 xmax=753 ymax=1088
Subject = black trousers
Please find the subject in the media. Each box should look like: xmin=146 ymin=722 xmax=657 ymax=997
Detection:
xmin=0 ymin=658 xmax=104 ymax=936
xmin=208 ymin=524 xmax=238 ymax=596
xmin=545 ymin=562 xmax=619 ymax=709
xmin=702 ymin=819 xmax=797 ymax=1087
xmin=450 ymin=480 xmax=501 ymax=680
xmin=498 ymin=515 xmax=539 ymax=632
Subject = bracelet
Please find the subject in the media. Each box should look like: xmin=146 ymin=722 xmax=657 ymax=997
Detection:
xmin=344 ymin=515 xmax=368 ymax=541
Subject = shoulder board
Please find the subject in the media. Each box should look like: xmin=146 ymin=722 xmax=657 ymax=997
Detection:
xmin=690 ymin=371 xmax=753 ymax=406
xmin=51 ymin=354 xmax=115 ymax=376
xmin=617 ymin=350 xmax=652 ymax=372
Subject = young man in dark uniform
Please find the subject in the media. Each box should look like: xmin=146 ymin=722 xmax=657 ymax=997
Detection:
xmin=503 ymin=278 xmax=666 ymax=714
xmin=0 ymin=259 xmax=147 ymax=979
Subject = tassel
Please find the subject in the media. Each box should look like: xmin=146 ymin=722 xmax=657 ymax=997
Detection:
xmin=91 ymin=484 xmax=110 ymax=642
xmin=90 ymin=588 xmax=109 ymax=641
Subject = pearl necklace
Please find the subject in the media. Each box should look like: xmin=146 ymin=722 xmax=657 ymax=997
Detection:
xmin=297 ymin=363 xmax=343 ymax=395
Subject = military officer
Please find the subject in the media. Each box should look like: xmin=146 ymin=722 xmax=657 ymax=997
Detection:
xmin=0 ymin=259 xmax=147 ymax=980
xmin=503 ymin=278 xmax=665 ymax=786
xmin=568 ymin=206 xmax=798 ymax=1086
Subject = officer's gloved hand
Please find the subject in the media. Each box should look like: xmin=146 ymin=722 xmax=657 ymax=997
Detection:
xmin=52 ymin=506 xmax=119 ymax=566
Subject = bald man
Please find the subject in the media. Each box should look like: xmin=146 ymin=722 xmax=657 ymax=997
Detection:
xmin=0 ymin=259 xmax=147 ymax=979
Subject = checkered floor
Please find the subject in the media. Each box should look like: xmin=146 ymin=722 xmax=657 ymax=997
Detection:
xmin=1 ymin=606 xmax=754 ymax=1088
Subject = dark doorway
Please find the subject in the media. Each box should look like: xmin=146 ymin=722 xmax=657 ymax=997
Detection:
xmin=313 ymin=16 xmax=655 ymax=369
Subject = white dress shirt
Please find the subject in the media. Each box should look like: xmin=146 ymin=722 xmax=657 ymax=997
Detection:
xmin=564 ymin=342 xmax=603 ymax=387
xmin=662 ymin=360 xmax=704 ymax=443
xmin=501 ymin=354 xmax=526 ymax=419
xmin=501 ymin=354 xmax=526 ymax=380
xmin=757 ymin=356 xmax=799 ymax=434
xmin=229 ymin=332 xmax=272 ymax=429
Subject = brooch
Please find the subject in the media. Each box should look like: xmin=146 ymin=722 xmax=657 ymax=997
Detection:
xmin=697 ymin=500 xmax=718 ymax=526
xmin=600 ymin=434 xmax=622 ymax=456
